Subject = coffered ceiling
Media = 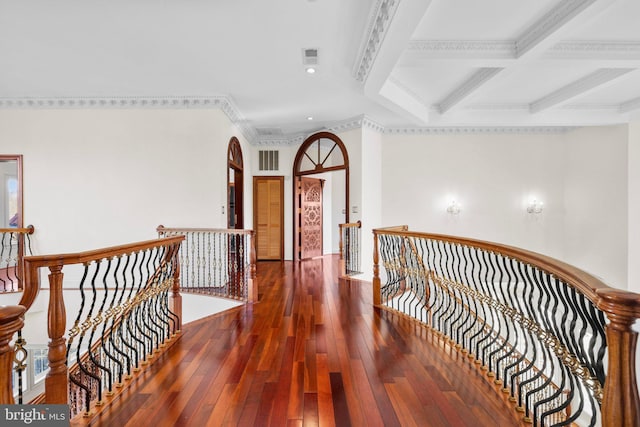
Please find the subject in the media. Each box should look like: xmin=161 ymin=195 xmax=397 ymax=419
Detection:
xmin=1 ymin=0 xmax=639 ymax=144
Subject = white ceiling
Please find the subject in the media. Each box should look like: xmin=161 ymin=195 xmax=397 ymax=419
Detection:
xmin=1 ymin=0 xmax=639 ymax=143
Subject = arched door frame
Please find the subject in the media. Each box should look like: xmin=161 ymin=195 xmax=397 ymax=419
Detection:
xmin=227 ymin=137 xmax=244 ymax=229
xmin=292 ymin=131 xmax=349 ymax=260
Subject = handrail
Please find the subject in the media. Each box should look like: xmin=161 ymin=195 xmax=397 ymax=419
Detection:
xmin=19 ymin=236 xmax=184 ymax=311
xmin=3 ymin=235 xmax=185 ymax=419
xmin=157 ymin=225 xmax=254 ymax=236
xmin=374 ymin=228 xmax=617 ymax=299
xmin=157 ymin=226 xmax=257 ymax=302
xmin=0 ymin=225 xmax=35 ymax=235
xmin=372 ymin=226 xmax=640 ymax=427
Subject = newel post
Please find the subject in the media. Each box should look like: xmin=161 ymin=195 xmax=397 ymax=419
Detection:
xmin=373 ymin=230 xmax=380 ymax=306
xmin=46 ymin=264 xmax=68 ymax=404
xmin=169 ymin=248 xmax=182 ymax=333
xmin=0 ymin=305 xmax=25 ymax=404
xmin=596 ymin=288 xmax=640 ymax=427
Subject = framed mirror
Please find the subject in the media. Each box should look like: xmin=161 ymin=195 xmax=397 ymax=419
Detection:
xmin=0 ymin=155 xmax=22 ymax=228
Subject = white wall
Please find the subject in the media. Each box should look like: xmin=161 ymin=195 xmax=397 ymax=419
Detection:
xmin=359 ymin=126 xmax=382 ymax=279
xmin=381 ymin=131 xmax=567 ymax=257
xmin=0 ymin=108 xmax=245 ymax=256
xmin=379 ymin=129 xmax=628 ymax=289
xmin=629 ymin=117 xmax=640 ymax=293
xmin=2 ymin=108 xmax=629 ymax=288
xmin=564 ymin=125 xmax=628 ymax=288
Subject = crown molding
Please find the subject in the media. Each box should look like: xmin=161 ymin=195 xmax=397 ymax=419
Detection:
xmin=463 ymin=103 xmax=529 ymax=111
xmin=254 ymin=116 xmax=385 ymax=146
xmin=352 ymin=0 xmax=401 ymax=83
xmin=516 ymin=0 xmax=598 ymax=58
xmin=436 ymin=68 xmax=503 ymax=114
xmin=407 ymin=40 xmax=516 ymax=58
xmin=255 ymin=135 xmax=306 ymax=147
xmin=383 ymin=126 xmax=577 ymax=135
xmin=0 ymin=95 xmax=232 ymax=109
xmin=560 ymin=103 xmax=619 ymax=110
xmin=549 ymin=40 xmax=640 ymax=58
xmin=0 ymin=95 xmax=259 ymax=144
xmin=530 ymin=68 xmax=634 ymax=113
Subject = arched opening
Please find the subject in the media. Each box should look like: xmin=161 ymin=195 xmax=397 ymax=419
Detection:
xmin=227 ymin=137 xmax=244 ymax=229
xmin=293 ymin=132 xmax=349 ymax=260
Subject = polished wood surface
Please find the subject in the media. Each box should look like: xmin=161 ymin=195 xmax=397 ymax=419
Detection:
xmin=79 ymin=255 xmax=524 ymax=426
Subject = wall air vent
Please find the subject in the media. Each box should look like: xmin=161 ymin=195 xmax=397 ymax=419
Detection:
xmin=302 ymin=48 xmax=319 ymax=65
xmin=259 ymin=150 xmax=279 ymax=171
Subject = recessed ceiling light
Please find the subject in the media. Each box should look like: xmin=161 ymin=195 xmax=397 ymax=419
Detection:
xmin=305 ymin=67 xmax=316 ymax=74
xmin=307 ymin=116 xmax=313 ymax=121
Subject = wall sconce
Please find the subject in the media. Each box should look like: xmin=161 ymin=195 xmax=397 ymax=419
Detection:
xmin=527 ymin=199 xmax=544 ymax=214
xmin=446 ymin=200 xmax=461 ymax=215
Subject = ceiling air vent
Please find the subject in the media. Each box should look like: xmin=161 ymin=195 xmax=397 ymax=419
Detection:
xmin=259 ymin=150 xmax=279 ymax=171
xmin=302 ymin=48 xmax=319 ymax=65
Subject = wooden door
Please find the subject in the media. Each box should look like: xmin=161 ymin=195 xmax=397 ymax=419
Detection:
xmin=299 ymin=177 xmax=323 ymax=259
xmin=254 ymin=176 xmax=284 ymax=260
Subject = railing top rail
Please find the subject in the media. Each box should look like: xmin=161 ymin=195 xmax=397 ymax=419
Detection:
xmin=373 ymin=226 xmax=640 ymax=316
xmin=0 ymin=225 xmax=34 ymax=234
xmin=339 ymin=221 xmax=362 ymax=228
xmin=157 ymin=225 xmax=254 ymax=236
xmin=23 ymin=236 xmax=185 ymax=269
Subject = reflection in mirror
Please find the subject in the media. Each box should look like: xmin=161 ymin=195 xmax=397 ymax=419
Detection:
xmin=0 ymin=155 xmax=22 ymax=228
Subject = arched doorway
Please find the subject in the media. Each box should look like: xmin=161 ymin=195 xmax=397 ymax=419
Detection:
xmin=293 ymin=132 xmax=349 ymax=260
xmin=227 ymin=137 xmax=244 ymax=229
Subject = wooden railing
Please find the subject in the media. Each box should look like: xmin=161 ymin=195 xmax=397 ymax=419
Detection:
xmin=373 ymin=226 xmax=640 ymax=427
xmin=0 ymin=225 xmax=34 ymax=292
xmin=0 ymin=236 xmax=184 ymax=419
xmin=157 ymin=225 xmax=257 ymax=302
xmin=339 ymin=221 xmax=362 ymax=278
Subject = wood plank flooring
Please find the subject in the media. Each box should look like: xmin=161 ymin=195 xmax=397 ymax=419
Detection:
xmin=80 ymin=255 xmax=525 ymax=427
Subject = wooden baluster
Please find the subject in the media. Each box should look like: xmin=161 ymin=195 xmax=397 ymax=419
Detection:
xmin=248 ymin=231 xmax=257 ymax=303
xmin=0 ymin=305 xmax=25 ymax=404
xmin=373 ymin=230 xmax=380 ymax=306
xmin=169 ymin=247 xmax=182 ymax=333
xmin=596 ymin=288 xmax=640 ymax=427
xmin=46 ymin=264 xmax=68 ymax=404
xmin=338 ymin=224 xmax=346 ymax=280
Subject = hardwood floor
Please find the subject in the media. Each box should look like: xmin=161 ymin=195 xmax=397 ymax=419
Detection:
xmin=80 ymin=255 xmax=524 ymax=427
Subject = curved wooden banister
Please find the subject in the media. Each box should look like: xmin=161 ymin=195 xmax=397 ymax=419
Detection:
xmin=0 ymin=305 xmax=25 ymax=404
xmin=373 ymin=228 xmax=614 ymax=300
xmin=19 ymin=236 xmax=184 ymax=312
xmin=13 ymin=235 xmax=185 ymax=415
xmin=372 ymin=226 xmax=640 ymax=427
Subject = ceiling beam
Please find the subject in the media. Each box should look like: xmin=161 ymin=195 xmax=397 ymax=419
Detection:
xmin=530 ymin=68 xmax=634 ymax=113
xmin=620 ymin=97 xmax=640 ymax=113
xmin=436 ymin=68 xmax=504 ymax=114
xmin=354 ymin=0 xmax=434 ymax=124
xmin=515 ymin=0 xmax=619 ymax=58
xmin=399 ymin=40 xmax=640 ymax=68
